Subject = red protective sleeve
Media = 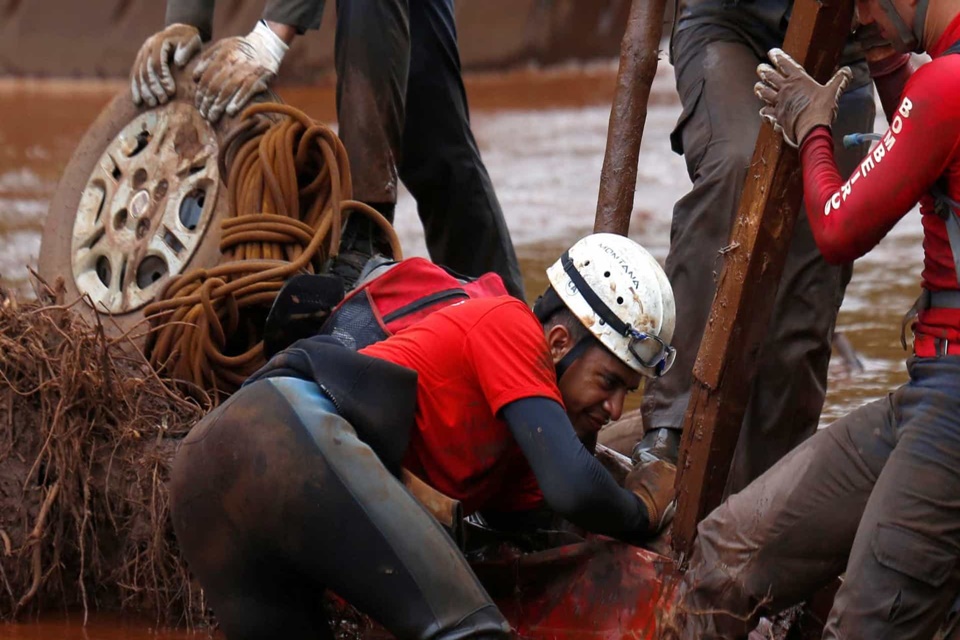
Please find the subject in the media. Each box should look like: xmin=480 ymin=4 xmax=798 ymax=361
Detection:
xmin=799 ymin=62 xmax=960 ymax=264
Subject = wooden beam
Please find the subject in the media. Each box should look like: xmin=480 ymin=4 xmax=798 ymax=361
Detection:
xmin=594 ymin=0 xmax=669 ymax=235
xmin=671 ymin=0 xmax=856 ymax=560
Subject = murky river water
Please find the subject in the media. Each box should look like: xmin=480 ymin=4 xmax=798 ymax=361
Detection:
xmin=0 ymin=62 xmax=922 ymax=637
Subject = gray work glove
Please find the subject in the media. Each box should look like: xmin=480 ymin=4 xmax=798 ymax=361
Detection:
xmin=131 ymin=23 xmax=203 ymax=107
xmin=754 ymin=48 xmax=853 ymax=148
xmin=193 ymin=20 xmax=288 ymax=123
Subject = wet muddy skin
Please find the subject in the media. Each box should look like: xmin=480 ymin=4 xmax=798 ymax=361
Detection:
xmin=0 ymin=64 xmax=921 ymax=636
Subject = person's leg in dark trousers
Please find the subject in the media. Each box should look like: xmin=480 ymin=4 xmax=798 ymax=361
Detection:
xmin=825 ymin=357 xmax=960 ymax=639
xmin=675 ymin=394 xmax=899 ymax=639
xmin=170 ymin=377 xmax=510 ymax=640
xmin=331 ymin=0 xmax=410 ymax=281
xmin=333 ymin=0 xmax=410 ymax=211
xmin=398 ymin=0 xmax=525 ymax=298
xmin=639 ymin=26 xmax=876 ymax=494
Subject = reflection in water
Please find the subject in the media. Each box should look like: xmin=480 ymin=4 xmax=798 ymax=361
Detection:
xmin=0 ymin=64 xmax=921 ymax=637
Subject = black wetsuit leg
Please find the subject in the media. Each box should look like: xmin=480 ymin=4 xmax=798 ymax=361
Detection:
xmin=170 ymin=376 xmax=510 ymax=640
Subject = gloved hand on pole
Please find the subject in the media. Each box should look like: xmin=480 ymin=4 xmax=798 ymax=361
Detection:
xmin=754 ymin=48 xmax=852 ymax=147
xmin=192 ymin=20 xmax=289 ymax=122
xmin=131 ymin=23 xmax=202 ymax=107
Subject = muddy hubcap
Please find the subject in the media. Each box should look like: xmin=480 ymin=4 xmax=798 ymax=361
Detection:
xmin=70 ymin=103 xmax=220 ymax=313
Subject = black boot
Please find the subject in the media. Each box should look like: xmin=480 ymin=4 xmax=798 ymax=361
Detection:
xmin=330 ymin=203 xmax=396 ymax=291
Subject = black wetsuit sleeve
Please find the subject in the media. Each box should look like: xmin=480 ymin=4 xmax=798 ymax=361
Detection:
xmin=501 ymin=397 xmax=650 ymax=542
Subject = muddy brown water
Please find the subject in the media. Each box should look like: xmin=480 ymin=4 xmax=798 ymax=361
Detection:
xmin=0 ymin=63 xmax=921 ymax=637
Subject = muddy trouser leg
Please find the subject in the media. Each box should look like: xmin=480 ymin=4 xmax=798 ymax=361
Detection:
xmin=397 ymin=0 xmax=525 ymax=299
xmin=170 ymin=377 xmax=510 ymax=640
xmin=639 ymin=26 xmax=875 ymax=492
xmin=334 ymin=0 xmax=410 ymax=207
xmin=824 ymin=357 xmax=960 ymax=639
xmin=674 ymin=394 xmax=899 ymax=639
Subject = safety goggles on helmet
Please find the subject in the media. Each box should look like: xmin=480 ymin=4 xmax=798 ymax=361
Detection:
xmin=561 ymin=251 xmax=676 ymax=377
xmin=627 ymin=328 xmax=676 ymax=377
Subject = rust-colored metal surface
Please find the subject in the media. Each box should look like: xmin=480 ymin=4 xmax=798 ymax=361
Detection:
xmin=495 ymin=542 xmax=678 ymax=638
xmin=594 ymin=0 xmax=669 ymax=236
xmin=671 ymin=0 xmax=857 ymax=559
xmin=327 ymin=540 xmax=680 ymax=639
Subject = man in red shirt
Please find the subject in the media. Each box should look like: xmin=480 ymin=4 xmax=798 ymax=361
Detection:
xmin=671 ymin=0 xmax=960 ymax=637
xmin=168 ymin=234 xmax=678 ymax=640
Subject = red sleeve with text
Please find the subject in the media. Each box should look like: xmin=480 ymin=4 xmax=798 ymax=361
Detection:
xmin=799 ymin=58 xmax=960 ymax=265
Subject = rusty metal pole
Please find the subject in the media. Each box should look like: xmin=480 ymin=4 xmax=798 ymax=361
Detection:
xmin=594 ymin=0 xmax=669 ymax=236
xmin=670 ymin=0 xmax=856 ymax=560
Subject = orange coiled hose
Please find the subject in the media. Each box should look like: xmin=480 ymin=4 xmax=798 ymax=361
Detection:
xmin=143 ymin=102 xmax=401 ymax=402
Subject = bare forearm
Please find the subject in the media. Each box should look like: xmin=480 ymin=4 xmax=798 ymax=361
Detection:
xmin=266 ymin=20 xmax=298 ymax=45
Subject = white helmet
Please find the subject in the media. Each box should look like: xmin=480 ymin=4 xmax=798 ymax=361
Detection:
xmin=542 ymin=233 xmax=676 ymax=378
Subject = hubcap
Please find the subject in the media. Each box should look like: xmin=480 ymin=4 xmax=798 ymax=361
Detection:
xmin=70 ymin=103 xmax=220 ymax=313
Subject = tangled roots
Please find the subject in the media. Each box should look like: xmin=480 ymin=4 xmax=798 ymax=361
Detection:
xmin=0 ymin=278 xmax=209 ymax=625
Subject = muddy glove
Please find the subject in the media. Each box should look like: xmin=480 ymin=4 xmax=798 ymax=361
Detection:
xmin=131 ymin=24 xmax=202 ymax=107
xmin=193 ymin=20 xmax=288 ymax=122
xmin=625 ymin=457 xmax=677 ymax=535
xmin=754 ymin=48 xmax=853 ymax=148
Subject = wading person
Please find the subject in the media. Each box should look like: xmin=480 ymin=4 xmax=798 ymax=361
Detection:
xmin=674 ymin=0 xmax=960 ymax=636
xmin=169 ymin=234 xmax=678 ymax=639
xmin=622 ymin=0 xmax=876 ymax=495
xmin=129 ymin=0 xmax=524 ymax=297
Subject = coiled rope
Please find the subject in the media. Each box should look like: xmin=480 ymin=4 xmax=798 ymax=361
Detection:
xmin=144 ymin=102 xmax=401 ymax=402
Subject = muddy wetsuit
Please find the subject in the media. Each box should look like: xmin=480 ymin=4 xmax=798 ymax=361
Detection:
xmin=165 ymin=0 xmax=524 ymax=297
xmin=631 ymin=0 xmax=875 ymax=492
xmin=171 ymin=297 xmax=651 ymax=640
xmin=676 ymin=21 xmax=960 ymax=639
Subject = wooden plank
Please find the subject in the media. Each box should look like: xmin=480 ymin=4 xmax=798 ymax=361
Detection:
xmin=671 ymin=0 xmax=856 ymax=560
xmin=594 ymin=0 xmax=669 ymax=235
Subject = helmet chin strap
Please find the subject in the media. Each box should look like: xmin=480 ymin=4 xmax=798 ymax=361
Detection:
xmin=554 ymin=336 xmax=595 ymax=383
xmin=878 ymin=0 xmax=928 ymax=52
xmin=534 ymin=287 xmax=599 ymax=382
xmin=913 ymin=0 xmax=930 ymax=50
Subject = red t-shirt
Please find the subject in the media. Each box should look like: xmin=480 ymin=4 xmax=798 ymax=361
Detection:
xmin=360 ymin=296 xmax=562 ymax=514
xmin=799 ymin=16 xmax=960 ymax=353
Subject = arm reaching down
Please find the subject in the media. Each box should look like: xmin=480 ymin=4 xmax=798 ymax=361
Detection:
xmin=501 ymin=397 xmax=657 ymax=542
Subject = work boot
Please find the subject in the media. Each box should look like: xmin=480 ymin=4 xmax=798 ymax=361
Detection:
xmin=330 ymin=202 xmax=396 ymax=291
xmin=631 ymin=427 xmax=681 ymax=465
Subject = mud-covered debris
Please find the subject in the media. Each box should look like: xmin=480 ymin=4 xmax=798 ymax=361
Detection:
xmin=0 ymin=278 xmax=210 ymax=625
